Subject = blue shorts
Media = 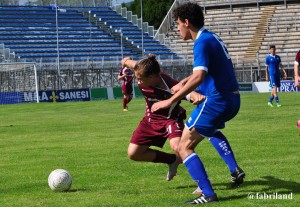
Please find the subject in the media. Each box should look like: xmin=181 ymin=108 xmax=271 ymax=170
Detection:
xmin=185 ymin=93 xmax=240 ymax=137
xmin=269 ymin=74 xmax=281 ymax=88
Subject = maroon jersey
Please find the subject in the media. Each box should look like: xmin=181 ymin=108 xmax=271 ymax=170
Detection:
xmin=119 ymin=67 xmax=134 ymax=94
xmin=295 ymin=50 xmax=300 ymax=65
xmin=138 ymin=72 xmax=186 ymax=121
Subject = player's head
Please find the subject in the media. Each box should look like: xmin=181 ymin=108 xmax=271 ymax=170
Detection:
xmin=269 ymin=45 xmax=276 ymax=55
xmin=173 ymin=2 xmax=204 ymax=40
xmin=134 ymin=54 xmax=160 ymax=87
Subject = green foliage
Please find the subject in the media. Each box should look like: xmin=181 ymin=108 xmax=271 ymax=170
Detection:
xmin=127 ymin=0 xmax=174 ymax=29
xmin=18 ymin=0 xmax=173 ymax=29
xmin=0 ymin=92 xmax=299 ymax=206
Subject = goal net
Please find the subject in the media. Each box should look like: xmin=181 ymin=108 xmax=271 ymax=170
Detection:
xmin=0 ymin=62 xmax=39 ymax=104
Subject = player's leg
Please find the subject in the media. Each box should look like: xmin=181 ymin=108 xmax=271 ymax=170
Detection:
xmin=129 ymin=119 xmax=177 ymax=164
xmin=126 ymin=84 xmax=133 ymax=105
xmin=122 ymin=84 xmax=129 ymax=111
xmin=122 ymin=94 xmax=128 ymax=111
xmin=209 ymin=131 xmax=238 ymax=172
xmin=209 ymin=131 xmax=245 ymax=188
xmin=166 ymin=119 xmax=185 ymax=181
xmin=166 ymin=136 xmax=181 ymax=181
xmin=274 ymin=76 xmax=281 ymax=107
xmin=127 ymin=94 xmax=133 ymax=105
xmin=127 ymin=143 xmax=177 ymax=163
xmin=268 ymin=76 xmax=275 ymax=107
xmin=178 ymin=127 xmax=218 ymax=204
xmin=209 ymin=93 xmax=245 ymax=188
xmin=272 ymin=86 xmax=280 ymax=106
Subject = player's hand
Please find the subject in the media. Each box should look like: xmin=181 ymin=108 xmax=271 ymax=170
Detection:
xmin=171 ymin=82 xmax=184 ymax=94
xmin=151 ymin=99 xmax=172 ymax=113
xmin=121 ymin=57 xmax=132 ymax=68
xmin=190 ymin=92 xmax=206 ymax=105
xmin=266 ymin=76 xmax=269 ymax=81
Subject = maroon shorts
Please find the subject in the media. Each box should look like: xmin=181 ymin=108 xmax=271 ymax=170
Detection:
xmin=130 ymin=116 xmax=184 ymax=148
xmin=122 ymin=83 xmax=133 ymax=95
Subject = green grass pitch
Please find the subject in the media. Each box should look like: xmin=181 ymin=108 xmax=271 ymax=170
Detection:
xmin=0 ymin=92 xmax=299 ymax=207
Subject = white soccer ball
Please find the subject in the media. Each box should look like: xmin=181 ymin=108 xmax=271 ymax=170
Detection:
xmin=48 ymin=169 xmax=72 ymax=191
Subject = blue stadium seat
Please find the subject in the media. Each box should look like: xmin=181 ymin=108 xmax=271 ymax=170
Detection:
xmin=0 ymin=5 xmax=179 ymax=62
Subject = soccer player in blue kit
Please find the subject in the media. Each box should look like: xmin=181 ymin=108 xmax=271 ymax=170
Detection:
xmin=152 ymin=2 xmax=245 ymax=204
xmin=265 ymin=45 xmax=287 ymax=107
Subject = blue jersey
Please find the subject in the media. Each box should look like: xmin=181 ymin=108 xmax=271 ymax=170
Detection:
xmin=265 ymin=54 xmax=281 ymax=76
xmin=193 ymin=28 xmax=238 ymax=96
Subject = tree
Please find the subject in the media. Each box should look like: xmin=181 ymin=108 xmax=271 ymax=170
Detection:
xmin=127 ymin=0 xmax=173 ymax=29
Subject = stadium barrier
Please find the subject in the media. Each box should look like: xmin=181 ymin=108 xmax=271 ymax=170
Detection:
xmin=1 ymin=81 xmax=299 ymax=104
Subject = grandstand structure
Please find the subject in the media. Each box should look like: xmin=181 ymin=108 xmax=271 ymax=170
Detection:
xmin=0 ymin=0 xmax=299 ymax=94
xmin=0 ymin=2 xmax=186 ymax=91
xmin=161 ymin=0 xmax=300 ymax=82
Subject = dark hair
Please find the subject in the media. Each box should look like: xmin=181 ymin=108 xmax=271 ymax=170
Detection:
xmin=269 ymin=45 xmax=276 ymax=49
xmin=173 ymin=2 xmax=204 ymax=29
xmin=134 ymin=54 xmax=160 ymax=77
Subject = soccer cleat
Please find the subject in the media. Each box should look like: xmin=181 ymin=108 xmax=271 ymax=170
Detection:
xmin=192 ymin=187 xmax=203 ymax=195
xmin=267 ymin=102 xmax=274 ymax=107
xmin=276 ymin=103 xmax=282 ymax=107
xmin=185 ymin=194 xmax=218 ymax=204
xmin=166 ymin=156 xmax=181 ymax=181
xmin=231 ymin=167 xmax=245 ymax=188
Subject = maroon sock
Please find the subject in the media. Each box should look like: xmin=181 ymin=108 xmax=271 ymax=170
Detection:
xmin=122 ymin=98 xmax=127 ymax=109
xmin=127 ymin=96 xmax=132 ymax=104
xmin=152 ymin=150 xmax=176 ymax=164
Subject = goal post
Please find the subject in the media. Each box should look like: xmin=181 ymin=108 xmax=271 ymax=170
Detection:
xmin=0 ymin=62 xmax=39 ymax=104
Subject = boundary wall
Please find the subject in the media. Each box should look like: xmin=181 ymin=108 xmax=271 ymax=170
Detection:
xmin=0 ymin=80 xmax=299 ymax=104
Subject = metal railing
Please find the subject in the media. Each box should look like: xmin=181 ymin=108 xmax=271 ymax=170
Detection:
xmin=0 ymin=0 xmax=113 ymax=6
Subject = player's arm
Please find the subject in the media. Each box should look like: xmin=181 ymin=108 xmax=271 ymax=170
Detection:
xmin=151 ymin=70 xmax=205 ymax=112
xmin=294 ymin=61 xmax=300 ymax=87
xmin=188 ymin=91 xmax=206 ymax=105
xmin=280 ymin=63 xmax=287 ymax=79
xmin=121 ymin=57 xmax=136 ymax=69
xmin=117 ymin=73 xmax=126 ymax=80
xmin=265 ymin=65 xmax=269 ymax=81
xmin=171 ymin=75 xmax=192 ymax=94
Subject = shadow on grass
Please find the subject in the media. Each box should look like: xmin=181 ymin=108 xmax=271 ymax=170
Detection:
xmin=243 ymin=176 xmax=299 ymax=193
xmin=175 ymin=175 xmax=299 ymax=201
xmin=65 ymin=188 xmax=91 ymax=193
xmin=175 ymin=185 xmax=248 ymax=201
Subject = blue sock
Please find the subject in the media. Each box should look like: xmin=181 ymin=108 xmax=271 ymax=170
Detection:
xmin=209 ymin=131 xmax=238 ymax=173
xmin=269 ymin=96 xmax=274 ymax=103
xmin=275 ymin=96 xmax=279 ymax=103
xmin=183 ymin=153 xmax=215 ymax=196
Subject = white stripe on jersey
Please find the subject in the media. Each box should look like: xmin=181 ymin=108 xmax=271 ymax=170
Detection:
xmin=193 ymin=66 xmax=208 ymax=72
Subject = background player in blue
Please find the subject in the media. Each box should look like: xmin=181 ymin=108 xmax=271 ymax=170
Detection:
xmin=152 ymin=2 xmax=245 ymax=204
xmin=265 ymin=45 xmax=287 ymax=107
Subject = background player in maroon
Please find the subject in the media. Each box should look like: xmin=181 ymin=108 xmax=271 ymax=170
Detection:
xmin=118 ymin=66 xmax=134 ymax=111
xmin=121 ymin=55 xmax=204 ymax=181
xmin=294 ymin=50 xmax=300 ymax=88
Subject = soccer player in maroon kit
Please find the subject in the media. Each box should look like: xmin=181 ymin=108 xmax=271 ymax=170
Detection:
xmin=294 ymin=50 xmax=300 ymax=88
xmin=121 ymin=55 xmax=205 ymax=181
xmin=118 ymin=66 xmax=134 ymax=111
